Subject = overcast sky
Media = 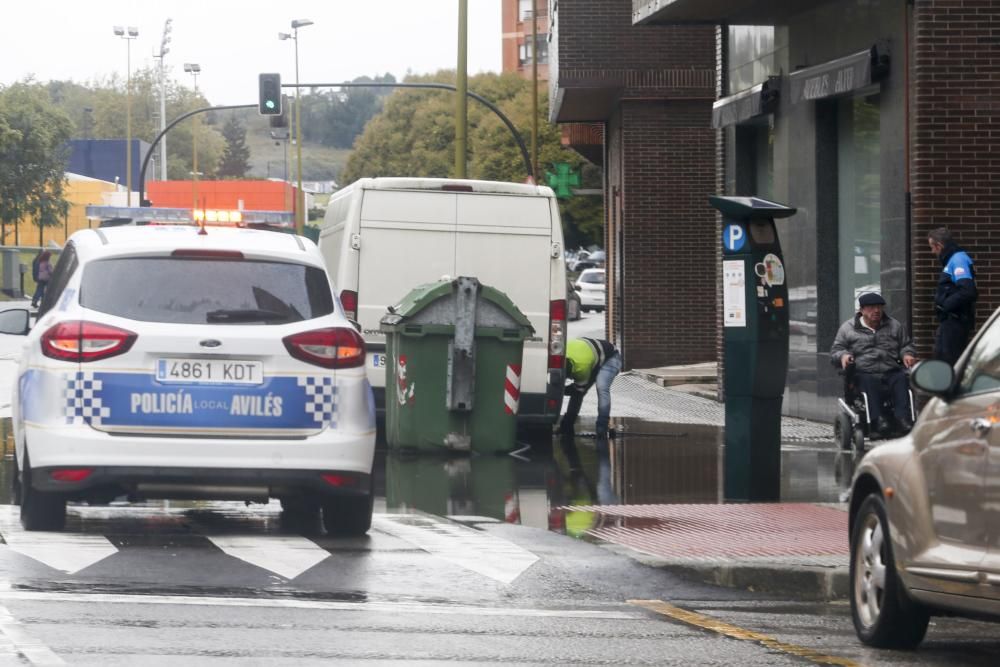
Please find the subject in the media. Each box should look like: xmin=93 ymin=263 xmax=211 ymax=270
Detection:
xmin=1 ymin=1 xmax=503 ymax=105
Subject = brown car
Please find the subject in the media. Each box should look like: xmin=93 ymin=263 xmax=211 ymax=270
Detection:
xmin=849 ymin=305 xmax=1000 ymax=648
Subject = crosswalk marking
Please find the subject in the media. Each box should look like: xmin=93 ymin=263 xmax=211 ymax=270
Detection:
xmin=374 ymin=513 xmax=538 ymax=584
xmin=0 ymin=507 xmax=117 ymax=574
xmin=0 ymin=506 xmax=542 ymax=585
xmin=208 ymin=535 xmax=330 ymax=580
xmin=0 ymin=588 xmax=638 ymax=619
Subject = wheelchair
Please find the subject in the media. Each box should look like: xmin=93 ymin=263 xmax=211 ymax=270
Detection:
xmin=834 ymin=363 xmax=916 ymax=454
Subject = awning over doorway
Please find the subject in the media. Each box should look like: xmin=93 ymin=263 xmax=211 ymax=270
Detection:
xmin=712 ymin=77 xmax=780 ymax=129
xmin=789 ymin=45 xmax=889 ymax=105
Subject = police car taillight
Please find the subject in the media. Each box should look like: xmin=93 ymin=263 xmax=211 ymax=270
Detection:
xmin=41 ymin=321 xmax=137 ymax=363
xmin=339 ymin=290 xmax=358 ymax=321
xmin=283 ymin=327 xmax=366 ymax=369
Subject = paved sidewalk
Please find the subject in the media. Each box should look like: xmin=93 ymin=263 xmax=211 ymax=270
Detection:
xmin=573 ymin=369 xmax=850 ymax=600
xmin=566 ymin=502 xmax=849 ymax=600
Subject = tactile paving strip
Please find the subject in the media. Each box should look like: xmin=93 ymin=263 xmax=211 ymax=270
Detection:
xmin=578 ymin=372 xmax=833 ymax=442
xmin=562 ymin=503 xmax=848 ymax=562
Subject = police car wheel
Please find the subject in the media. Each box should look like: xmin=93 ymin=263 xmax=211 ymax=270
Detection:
xmin=19 ymin=454 xmax=66 ymax=532
xmin=322 ymin=487 xmax=374 ymax=536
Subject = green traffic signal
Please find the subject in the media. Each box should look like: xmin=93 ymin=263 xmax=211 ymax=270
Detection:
xmin=258 ymin=73 xmax=282 ymax=116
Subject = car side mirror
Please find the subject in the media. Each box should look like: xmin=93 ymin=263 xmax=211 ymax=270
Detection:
xmin=0 ymin=308 xmax=30 ymax=336
xmin=910 ymin=359 xmax=954 ymax=396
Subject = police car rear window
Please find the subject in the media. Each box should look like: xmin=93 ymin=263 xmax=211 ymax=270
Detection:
xmin=80 ymin=257 xmax=334 ymax=325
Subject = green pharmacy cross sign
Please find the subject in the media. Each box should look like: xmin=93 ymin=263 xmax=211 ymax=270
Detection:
xmin=546 ymin=163 xmax=580 ymax=199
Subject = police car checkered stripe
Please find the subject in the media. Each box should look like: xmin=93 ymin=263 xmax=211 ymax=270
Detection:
xmin=65 ymin=371 xmax=111 ymax=426
xmin=297 ymin=377 xmax=337 ymax=428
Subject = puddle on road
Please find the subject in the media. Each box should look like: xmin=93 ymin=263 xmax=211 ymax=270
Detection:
xmin=0 ymin=416 xmax=861 ymax=537
xmin=383 ymin=417 xmax=860 ymax=535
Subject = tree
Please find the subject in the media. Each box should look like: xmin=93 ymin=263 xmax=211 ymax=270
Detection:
xmin=216 ymin=115 xmax=251 ymax=179
xmin=343 ymin=71 xmax=603 ymax=246
xmin=0 ymin=81 xmax=73 ymax=245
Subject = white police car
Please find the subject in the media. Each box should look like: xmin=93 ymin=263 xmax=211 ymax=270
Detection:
xmin=11 ymin=224 xmax=376 ymax=534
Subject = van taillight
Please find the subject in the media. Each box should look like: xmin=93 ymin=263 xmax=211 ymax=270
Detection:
xmin=283 ymin=327 xmax=366 ymax=369
xmin=41 ymin=321 xmax=137 ymax=363
xmin=340 ymin=289 xmax=358 ymax=321
xmin=548 ymin=299 xmax=566 ymax=370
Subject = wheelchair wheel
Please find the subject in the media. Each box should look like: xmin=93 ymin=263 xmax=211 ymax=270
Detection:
xmin=834 ymin=413 xmax=853 ymax=451
xmin=852 ymin=426 xmax=866 ymax=454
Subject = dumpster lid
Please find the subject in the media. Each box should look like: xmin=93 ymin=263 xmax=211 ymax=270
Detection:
xmin=380 ymin=277 xmax=533 ymax=330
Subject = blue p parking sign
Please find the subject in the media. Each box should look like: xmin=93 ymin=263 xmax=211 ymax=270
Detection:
xmin=723 ymin=224 xmax=746 ymax=253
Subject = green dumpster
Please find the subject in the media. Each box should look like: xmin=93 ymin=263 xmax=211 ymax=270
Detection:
xmin=380 ymin=276 xmax=534 ymax=453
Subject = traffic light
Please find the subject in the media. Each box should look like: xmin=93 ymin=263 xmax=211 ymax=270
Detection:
xmin=258 ymin=73 xmax=282 ymax=116
xmin=269 ymin=95 xmax=289 ymax=129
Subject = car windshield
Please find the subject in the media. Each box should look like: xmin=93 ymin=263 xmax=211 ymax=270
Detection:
xmin=580 ymin=272 xmax=605 ymax=285
xmin=959 ymin=314 xmax=1000 ymax=394
xmin=80 ymin=257 xmax=335 ymax=325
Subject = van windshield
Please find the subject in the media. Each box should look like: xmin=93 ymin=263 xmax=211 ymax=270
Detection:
xmin=80 ymin=257 xmax=334 ymax=324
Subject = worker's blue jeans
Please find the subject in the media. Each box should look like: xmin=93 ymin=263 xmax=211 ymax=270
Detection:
xmin=594 ymin=353 xmax=622 ymax=435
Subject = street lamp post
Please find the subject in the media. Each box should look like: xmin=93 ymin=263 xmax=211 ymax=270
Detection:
xmin=153 ymin=19 xmax=172 ymax=182
xmin=113 ymin=25 xmax=139 ymax=205
xmin=279 ymin=18 xmax=313 ymax=234
xmin=184 ymin=63 xmax=201 ymax=213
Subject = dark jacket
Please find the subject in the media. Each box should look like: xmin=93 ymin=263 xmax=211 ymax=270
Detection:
xmin=831 ymin=312 xmax=916 ymax=375
xmin=934 ymin=241 xmax=977 ymax=326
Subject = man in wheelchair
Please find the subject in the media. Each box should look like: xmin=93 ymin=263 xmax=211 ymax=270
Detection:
xmin=830 ymin=292 xmax=918 ymax=436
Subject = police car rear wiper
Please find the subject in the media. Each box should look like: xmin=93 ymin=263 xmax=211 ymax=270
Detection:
xmin=205 ymin=308 xmax=290 ymax=323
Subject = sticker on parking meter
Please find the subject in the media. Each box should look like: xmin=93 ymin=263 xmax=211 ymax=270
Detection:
xmin=723 ymin=260 xmax=746 ymax=327
xmin=762 ymin=253 xmax=785 ymax=286
xmin=723 ymin=224 xmax=746 ymax=253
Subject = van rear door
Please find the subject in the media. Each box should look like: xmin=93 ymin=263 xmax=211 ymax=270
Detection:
xmin=454 ymin=194 xmax=553 ymax=399
xmin=357 ymin=189 xmax=457 ymax=386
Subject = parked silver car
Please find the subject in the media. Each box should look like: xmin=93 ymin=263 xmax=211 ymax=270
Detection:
xmin=849 ymin=305 xmax=1000 ymax=648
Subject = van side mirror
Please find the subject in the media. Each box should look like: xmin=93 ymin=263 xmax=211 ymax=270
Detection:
xmin=910 ymin=359 xmax=954 ymax=396
xmin=0 ymin=308 xmax=30 ymax=336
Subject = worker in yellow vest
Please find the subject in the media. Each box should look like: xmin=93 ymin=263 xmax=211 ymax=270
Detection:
xmin=559 ymin=338 xmax=621 ymax=437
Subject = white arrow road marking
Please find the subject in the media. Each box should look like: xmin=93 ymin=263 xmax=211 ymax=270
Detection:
xmin=207 ymin=535 xmax=330 ymax=580
xmin=375 ymin=514 xmax=538 ymax=584
xmin=0 ymin=507 xmax=117 ymax=574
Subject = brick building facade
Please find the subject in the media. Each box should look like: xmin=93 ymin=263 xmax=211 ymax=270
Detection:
xmin=501 ymin=0 xmax=550 ymax=81
xmin=630 ymin=0 xmax=1000 ymax=420
xmin=550 ymin=0 xmax=718 ymax=369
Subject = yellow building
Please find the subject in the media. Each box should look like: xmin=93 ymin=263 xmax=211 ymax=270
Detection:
xmin=11 ymin=173 xmax=119 ymax=248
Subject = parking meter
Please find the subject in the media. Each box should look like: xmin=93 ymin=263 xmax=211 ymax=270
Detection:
xmin=711 ymin=195 xmax=797 ymax=502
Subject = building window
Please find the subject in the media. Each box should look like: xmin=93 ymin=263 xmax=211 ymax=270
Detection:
xmin=518 ymin=35 xmax=548 ymax=66
xmin=519 ymin=0 xmax=547 ymax=21
xmin=837 ymin=92 xmax=881 ymax=320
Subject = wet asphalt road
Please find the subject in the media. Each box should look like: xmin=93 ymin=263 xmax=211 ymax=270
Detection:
xmin=0 ymin=455 xmax=995 ymax=664
xmin=0 ymin=313 xmax=993 ymax=662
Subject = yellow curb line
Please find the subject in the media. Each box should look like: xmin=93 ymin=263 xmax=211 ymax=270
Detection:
xmin=629 ymin=600 xmax=865 ymax=667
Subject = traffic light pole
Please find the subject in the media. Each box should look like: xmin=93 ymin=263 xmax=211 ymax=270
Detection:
xmin=139 ymin=84 xmax=534 ymax=210
xmin=138 ymin=104 xmax=255 ymax=208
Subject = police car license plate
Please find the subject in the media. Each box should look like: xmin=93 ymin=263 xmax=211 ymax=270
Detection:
xmin=370 ymin=353 xmax=386 ymax=369
xmin=156 ymin=359 xmax=263 ymax=385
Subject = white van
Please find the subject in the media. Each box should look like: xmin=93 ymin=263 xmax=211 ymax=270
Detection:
xmin=319 ymin=177 xmax=568 ymax=426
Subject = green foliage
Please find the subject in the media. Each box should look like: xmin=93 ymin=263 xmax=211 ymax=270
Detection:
xmin=300 ymin=74 xmax=396 ymax=149
xmin=216 ymin=116 xmax=251 ymax=179
xmin=343 ymin=71 xmax=603 ymax=246
xmin=0 ymin=81 xmax=73 ymax=245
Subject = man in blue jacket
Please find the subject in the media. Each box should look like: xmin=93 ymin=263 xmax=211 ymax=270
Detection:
xmin=928 ymin=227 xmax=977 ymax=364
